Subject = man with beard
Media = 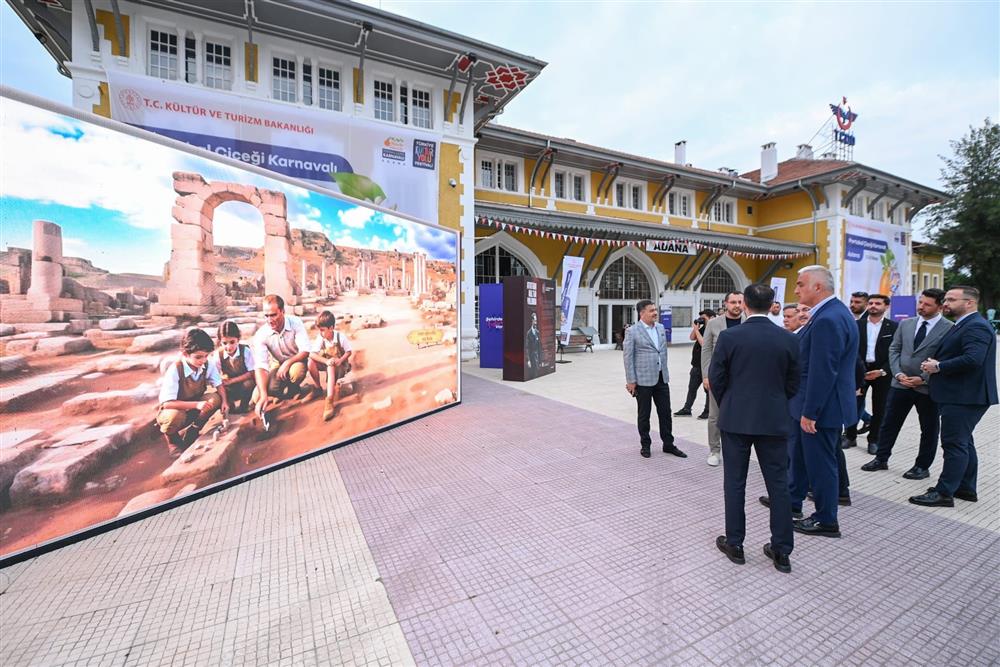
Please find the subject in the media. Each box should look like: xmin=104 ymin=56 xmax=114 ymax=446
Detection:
xmin=701 ymin=292 xmax=746 ymax=467
xmin=843 ymin=294 xmax=898 ymax=455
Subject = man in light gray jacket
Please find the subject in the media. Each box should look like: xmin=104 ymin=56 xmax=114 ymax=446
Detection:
xmin=624 ymin=299 xmax=687 ymax=460
xmin=860 ymin=288 xmax=953 ymax=479
xmin=701 ymin=291 xmax=746 ymax=466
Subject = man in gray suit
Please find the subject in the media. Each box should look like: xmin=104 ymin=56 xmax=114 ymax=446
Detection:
xmin=624 ymin=299 xmax=687 ymax=459
xmin=701 ymin=291 xmax=746 ymax=466
xmin=861 ymin=288 xmax=953 ymax=478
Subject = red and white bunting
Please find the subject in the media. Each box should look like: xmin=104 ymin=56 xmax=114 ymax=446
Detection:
xmin=476 ymin=216 xmax=810 ymax=259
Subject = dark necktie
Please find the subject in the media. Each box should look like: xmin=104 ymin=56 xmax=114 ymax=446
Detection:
xmin=914 ymin=320 xmax=928 ymax=349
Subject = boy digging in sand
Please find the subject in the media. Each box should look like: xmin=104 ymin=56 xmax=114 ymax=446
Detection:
xmin=216 ymin=320 xmax=255 ymax=413
xmin=307 ymin=310 xmax=352 ymax=421
xmin=157 ymin=328 xmax=229 ymax=457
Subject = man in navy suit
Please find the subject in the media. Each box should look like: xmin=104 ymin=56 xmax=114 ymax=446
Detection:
xmin=911 ymin=286 xmax=998 ymax=507
xmin=710 ymin=284 xmax=800 ymax=573
xmin=787 ymin=266 xmax=859 ymax=537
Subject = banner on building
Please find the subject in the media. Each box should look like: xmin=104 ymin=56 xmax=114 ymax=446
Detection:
xmin=645 ymin=239 xmax=697 ymax=255
xmin=108 ymin=71 xmax=439 ymax=221
xmin=479 ymin=284 xmax=504 ymax=368
xmin=0 ymin=90 xmax=458 ymax=564
xmin=843 ymin=216 xmax=909 ymax=298
xmin=558 ymin=256 xmax=585 ymax=345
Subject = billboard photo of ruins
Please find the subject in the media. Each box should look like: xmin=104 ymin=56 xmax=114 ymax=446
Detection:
xmin=0 ymin=95 xmax=459 ymax=561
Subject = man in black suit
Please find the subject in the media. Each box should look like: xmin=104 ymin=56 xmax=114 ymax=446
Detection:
xmin=710 ymin=284 xmax=800 ymax=573
xmin=843 ymin=294 xmax=898 ymax=455
xmin=911 ymin=286 xmax=998 ymax=507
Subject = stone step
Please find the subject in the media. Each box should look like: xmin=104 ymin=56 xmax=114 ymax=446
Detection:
xmin=161 ymin=425 xmax=241 ymax=484
xmin=62 ymin=383 xmax=159 ymax=416
xmin=0 ymin=366 xmax=96 ymax=412
xmin=35 ymin=336 xmax=94 ymax=356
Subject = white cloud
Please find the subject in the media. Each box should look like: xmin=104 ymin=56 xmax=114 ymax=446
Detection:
xmin=62 ymin=236 xmax=89 ymax=256
xmin=338 ymin=206 xmax=375 ymax=229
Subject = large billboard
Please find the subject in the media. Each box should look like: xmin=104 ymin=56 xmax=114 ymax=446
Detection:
xmin=108 ymin=72 xmax=439 ymax=221
xmin=0 ymin=88 xmax=459 ymax=563
xmin=843 ymin=216 xmax=909 ymax=297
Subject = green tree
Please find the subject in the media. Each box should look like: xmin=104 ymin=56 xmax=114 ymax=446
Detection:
xmin=927 ymin=119 xmax=1000 ymax=309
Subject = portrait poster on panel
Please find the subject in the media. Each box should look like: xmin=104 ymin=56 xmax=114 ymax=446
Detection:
xmin=502 ymin=276 xmax=556 ymax=381
xmin=0 ymin=89 xmax=459 ymax=563
xmin=843 ymin=216 xmax=909 ymax=298
xmin=558 ymin=256 xmax=584 ymax=345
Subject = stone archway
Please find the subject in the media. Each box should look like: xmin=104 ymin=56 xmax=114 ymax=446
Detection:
xmin=153 ymin=171 xmax=298 ymax=316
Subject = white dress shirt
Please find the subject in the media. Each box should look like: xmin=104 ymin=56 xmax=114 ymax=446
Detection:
xmin=640 ymin=321 xmax=661 ymax=370
xmin=252 ymin=314 xmax=310 ymax=367
xmin=159 ymin=358 xmax=222 ymax=404
xmin=865 ymin=317 xmax=884 ymax=363
xmin=312 ymin=330 xmax=352 ymax=353
xmin=914 ymin=313 xmax=943 ymax=341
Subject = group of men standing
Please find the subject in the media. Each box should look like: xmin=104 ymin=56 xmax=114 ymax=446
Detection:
xmin=622 ymin=266 xmax=997 ymax=573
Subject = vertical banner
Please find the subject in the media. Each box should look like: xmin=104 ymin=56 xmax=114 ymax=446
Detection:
xmin=502 ymin=276 xmax=556 ymax=381
xmin=478 ymin=284 xmax=504 ymax=368
xmin=891 ymin=295 xmax=916 ymax=323
xmin=843 ymin=216 xmax=909 ymax=298
xmin=108 ymin=71 xmax=438 ymax=220
xmin=769 ymin=277 xmax=787 ymax=305
xmin=658 ymin=301 xmax=673 ymax=343
xmin=558 ymin=256 xmax=585 ymax=345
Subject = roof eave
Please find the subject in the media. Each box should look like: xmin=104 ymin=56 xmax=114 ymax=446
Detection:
xmin=764 ymin=164 xmax=948 ymax=202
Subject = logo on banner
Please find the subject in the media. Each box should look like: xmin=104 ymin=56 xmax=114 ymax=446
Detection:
xmin=119 ymin=88 xmax=143 ymax=112
xmin=413 ymin=140 xmax=436 ymax=170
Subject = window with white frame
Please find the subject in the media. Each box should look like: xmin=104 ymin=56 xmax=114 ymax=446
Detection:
xmin=932 ymin=274 xmax=939 ymax=288
xmin=711 ymin=197 xmax=736 ymax=224
xmin=318 ymin=66 xmax=341 ymax=110
xmin=848 ymin=193 xmax=865 ymax=217
xmin=911 ymin=273 xmax=917 ymax=293
xmin=148 ymin=29 xmax=178 ymax=79
xmin=302 ymin=62 xmax=313 ymax=105
xmin=872 ymin=200 xmax=885 ymax=221
xmin=572 ymin=174 xmax=585 ymax=201
xmin=478 ymin=155 xmax=520 ymax=192
xmin=411 ymin=87 xmax=432 ymax=128
xmin=374 ymin=79 xmax=394 ymax=121
xmin=184 ymin=36 xmax=196 ymax=83
xmin=614 ymin=180 xmax=644 ymax=210
xmin=923 ymin=274 xmax=929 ymax=290
xmin=272 ymin=57 xmax=297 ymax=102
xmin=668 ymin=190 xmax=692 ymax=217
xmin=552 ymin=170 xmax=587 ymax=202
xmin=554 ymin=172 xmax=566 ymax=199
xmin=891 ymin=204 xmax=905 ymax=225
xmin=204 ymin=41 xmax=232 ymax=90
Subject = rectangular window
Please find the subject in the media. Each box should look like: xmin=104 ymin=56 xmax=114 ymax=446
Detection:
xmin=923 ymin=274 xmax=929 ymax=290
xmin=503 ymin=163 xmax=517 ymax=192
xmin=932 ymin=274 xmax=939 ymax=288
xmin=911 ymin=273 xmax=917 ymax=293
xmin=615 ymin=183 xmax=625 ymax=207
xmin=400 ymin=85 xmax=409 ymax=125
xmin=318 ymin=67 xmax=341 ymax=110
xmin=630 ymin=184 xmax=643 ymax=210
xmin=184 ymin=36 xmax=196 ymax=83
xmin=668 ymin=192 xmax=676 ymax=215
xmin=572 ymin=175 xmax=584 ymax=201
xmin=302 ymin=62 xmax=313 ymax=105
xmin=205 ymin=41 xmax=232 ymax=90
xmin=681 ymin=193 xmax=690 ymax=217
xmin=374 ymin=79 xmax=394 ymax=121
xmin=411 ymin=88 xmax=432 ymax=128
xmin=848 ymin=195 xmax=864 ymax=216
xmin=272 ymin=57 xmax=297 ymax=102
xmin=148 ymin=30 xmax=178 ymax=79
xmin=554 ymin=172 xmax=565 ymax=199
xmin=479 ymin=160 xmax=494 ymax=189
xmin=670 ymin=191 xmax=692 ymax=217
xmin=712 ymin=199 xmax=735 ymax=223
xmin=873 ymin=201 xmax=885 ymax=221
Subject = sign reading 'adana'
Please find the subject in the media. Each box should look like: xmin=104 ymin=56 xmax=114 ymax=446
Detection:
xmin=645 ymin=239 xmax=697 ymax=255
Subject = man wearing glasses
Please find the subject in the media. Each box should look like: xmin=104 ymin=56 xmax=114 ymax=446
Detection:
xmin=253 ymin=294 xmax=312 ymax=422
xmin=910 ymin=286 xmax=998 ymax=507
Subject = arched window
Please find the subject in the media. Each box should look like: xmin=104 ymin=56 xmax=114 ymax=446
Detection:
xmin=701 ymin=265 xmax=736 ymax=294
xmin=599 ymin=256 xmax=652 ymax=301
xmin=475 ymin=246 xmax=531 ymax=331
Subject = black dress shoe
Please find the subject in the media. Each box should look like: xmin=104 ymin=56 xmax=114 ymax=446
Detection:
xmin=908 ymin=489 xmax=954 ymax=507
xmin=716 ymin=536 xmax=745 ymax=564
xmin=839 ymin=495 xmax=852 ymax=506
xmin=857 ymin=422 xmax=871 ymax=436
xmin=758 ymin=496 xmax=803 ymax=520
xmin=840 ymin=437 xmax=857 ymax=449
xmin=861 ymin=459 xmax=888 ymax=472
xmin=640 ymin=447 xmax=651 ymax=459
xmin=673 ymin=408 xmax=692 ymax=416
xmin=663 ymin=445 xmax=687 ymax=458
xmin=793 ymin=517 xmax=841 ymax=537
xmin=763 ymin=543 xmax=791 ymax=573
xmin=902 ymin=466 xmax=930 ymax=480
xmin=867 ymin=442 xmax=879 ymax=455
xmin=954 ymin=490 xmax=979 ymax=502
xmin=697 ymin=412 xmax=709 ymax=420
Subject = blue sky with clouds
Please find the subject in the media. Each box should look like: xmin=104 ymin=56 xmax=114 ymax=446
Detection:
xmin=3 ymin=1 xmax=997 ymax=240
xmin=0 ymin=98 xmax=456 ymax=274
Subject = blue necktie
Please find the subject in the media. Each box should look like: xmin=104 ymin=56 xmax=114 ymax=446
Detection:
xmin=914 ymin=321 xmax=928 ymax=349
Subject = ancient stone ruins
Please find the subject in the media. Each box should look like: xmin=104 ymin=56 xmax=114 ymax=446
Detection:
xmin=1 ymin=171 xmax=458 ymax=549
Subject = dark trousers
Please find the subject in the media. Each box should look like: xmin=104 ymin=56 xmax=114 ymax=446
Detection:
xmin=789 ymin=425 xmax=840 ymax=524
xmin=722 ymin=431 xmax=794 ymax=556
xmin=935 ymin=404 xmax=988 ymax=496
xmin=681 ymin=364 xmax=708 ymax=412
xmin=874 ymin=388 xmax=940 ymax=467
xmin=636 ymin=372 xmax=673 ymax=448
xmin=787 ymin=419 xmax=849 ymax=500
xmin=846 ymin=367 xmax=890 ymax=444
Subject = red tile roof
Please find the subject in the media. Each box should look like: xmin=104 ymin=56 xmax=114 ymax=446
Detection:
xmin=741 ymin=158 xmax=854 ymax=186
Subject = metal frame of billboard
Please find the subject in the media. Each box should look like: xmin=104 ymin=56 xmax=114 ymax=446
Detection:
xmin=0 ymin=85 xmax=462 ymax=568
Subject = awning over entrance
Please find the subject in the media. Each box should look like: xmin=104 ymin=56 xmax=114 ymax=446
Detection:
xmin=475 ymin=203 xmax=815 ymax=260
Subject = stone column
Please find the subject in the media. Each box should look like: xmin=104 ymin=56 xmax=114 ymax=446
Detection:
xmin=27 ymin=220 xmax=64 ymax=299
xmin=321 ymin=263 xmax=326 ymax=296
xmin=401 ymin=257 xmax=407 ymax=290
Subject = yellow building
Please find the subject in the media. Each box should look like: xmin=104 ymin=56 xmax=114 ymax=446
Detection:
xmin=912 ymin=242 xmax=946 ymax=294
xmin=12 ymin=0 xmax=948 ymax=349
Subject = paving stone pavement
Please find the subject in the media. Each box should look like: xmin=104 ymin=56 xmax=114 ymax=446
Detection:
xmin=1 ymin=345 xmax=997 ymax=666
